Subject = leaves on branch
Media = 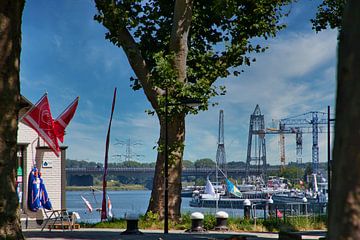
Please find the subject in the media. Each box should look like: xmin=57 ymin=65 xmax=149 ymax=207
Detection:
xmin=94 ymin=0 xmax=292 ymax=115
xmin=311 ymin=0 xmax=346 ymax=32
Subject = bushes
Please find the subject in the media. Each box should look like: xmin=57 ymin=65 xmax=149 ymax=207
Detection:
xmin=80 ymin=213 xmax=327 ymax=232
xmin=262 ymin=215 xmax=327 ymax=232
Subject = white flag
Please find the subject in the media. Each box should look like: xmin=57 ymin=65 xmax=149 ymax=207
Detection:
xmin=204 ymin=178 xmax=216 ymax=196
xmin=107 ymin=196 xmax=113 ymax=218
xmin=81 ymin=195 xmax=93 ymax=213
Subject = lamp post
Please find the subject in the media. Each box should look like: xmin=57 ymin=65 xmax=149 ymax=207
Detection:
xmin=327 ymin=106 xmax=335 ymax=219
xmin=164 ymin=88 xmax=201 ymax=234
xmin=164 ymin=88 xmax=169 ymax=234
xmin=327 ymin=106 xmax=331 ymax=200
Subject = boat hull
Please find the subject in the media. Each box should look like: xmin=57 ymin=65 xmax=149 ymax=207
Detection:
xmin=189 ymin=198 xmax=267 ymax=209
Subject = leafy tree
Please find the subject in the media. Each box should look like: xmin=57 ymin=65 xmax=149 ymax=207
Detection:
xmin=141 ymin=161 xmax=156 ymax=168
xmin=121 ymin=160 xmax=142 ymax=168
xmin=66 ymin=159 xmax=103 ymax=168
xmin=194 ymin=177 xmax=206 ymax=186
xmin=0 ymin=0 xmax=25 ymax=238
xmin=194 ymin=158 xmax=216 ymax=168
xmin=227 ymin=161 xmax=246 ymax=168
xmin=94 ymin=0 xmax=291 ymax=219
xmin=311 ymin=0 xmax=346 ymax=32
xmin=278 ymin=165 xmax=303 ymax=182
xmin=303 ymin=163 xmax=313 ymax=181
xmin=182 ymin=159 xmax=194 ymax=168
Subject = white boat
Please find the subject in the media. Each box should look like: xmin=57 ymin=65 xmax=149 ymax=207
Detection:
xmin=273 ymin=174 xmax=328 ymax=204
xmin=189 ymin=178 xmax=278 ymax=209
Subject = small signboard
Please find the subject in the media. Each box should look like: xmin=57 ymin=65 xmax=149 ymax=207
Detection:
xmin=42 ymin=160 xmax=52 ymax=168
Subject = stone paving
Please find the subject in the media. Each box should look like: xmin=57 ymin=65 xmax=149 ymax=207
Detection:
xmin=23 ymin=228 xmax=326 ymax=240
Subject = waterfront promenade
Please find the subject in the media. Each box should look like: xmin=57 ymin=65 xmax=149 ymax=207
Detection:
xmin=23 ymin=228 xmax=326 ymax=240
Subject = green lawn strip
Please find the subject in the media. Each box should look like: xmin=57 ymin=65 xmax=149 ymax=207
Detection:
xmin=79 ymin=213 xmax=327 ymax=232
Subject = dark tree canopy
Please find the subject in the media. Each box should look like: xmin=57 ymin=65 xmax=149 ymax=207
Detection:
xmin=182 ymin=159 xmax=194 ymax=168
xmin=95 ymin=0 xmax=291 ymax=115
xmin=311 ymin=0 xmax=346 ymax=32
xmin=194 ymin=158 xmax=216 ymax=168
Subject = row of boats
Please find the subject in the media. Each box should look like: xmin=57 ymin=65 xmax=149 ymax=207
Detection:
xmin=184 ymin=174 xmax=328 ymax=210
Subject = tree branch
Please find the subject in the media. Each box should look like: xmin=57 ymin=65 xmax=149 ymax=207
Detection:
xmin=169 ymin=0 xmax=194 ymax=83
xmin=116 ymin=27 xmax=163 ymax=109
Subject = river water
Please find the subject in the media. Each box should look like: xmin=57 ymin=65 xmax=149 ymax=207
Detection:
xmin=66 ymin=190 xmax=249 ymax=223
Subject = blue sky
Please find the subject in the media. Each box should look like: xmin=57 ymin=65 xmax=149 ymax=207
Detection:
xmin=21 ymin=1 xmax=337 ymax=165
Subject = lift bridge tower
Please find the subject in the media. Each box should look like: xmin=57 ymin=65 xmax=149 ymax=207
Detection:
xmin=245 ymin=105 xmax=267 ymax=179
xmin=216 ymin=110 xmax=227 ymax=180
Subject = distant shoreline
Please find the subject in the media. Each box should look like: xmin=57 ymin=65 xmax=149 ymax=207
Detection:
xmin=66 ymin=185 xmax=147 ymax=191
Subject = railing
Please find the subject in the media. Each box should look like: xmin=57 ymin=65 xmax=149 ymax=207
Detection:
xmin=252 ymin=202 xmax=327 ymax=220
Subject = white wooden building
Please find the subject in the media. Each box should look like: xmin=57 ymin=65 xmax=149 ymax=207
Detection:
xmin=17 ymin=96 xmax=67 ymax=228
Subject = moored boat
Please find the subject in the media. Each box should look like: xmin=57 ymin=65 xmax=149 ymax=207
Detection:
xmin=189 ymin=178 xmax=282 ymax=209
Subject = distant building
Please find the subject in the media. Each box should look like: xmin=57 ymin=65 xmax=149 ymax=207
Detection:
xmin=17 ymin=96 xmax=67 ymax=228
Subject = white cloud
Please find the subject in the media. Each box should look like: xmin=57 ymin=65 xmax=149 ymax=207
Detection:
xmin=182 ymin=29 xmax=337 ymax=165
xmin=53 ymin=34 xmax=62 ymax=48
xmin=64 ymin=110 xmax=160 ymax=162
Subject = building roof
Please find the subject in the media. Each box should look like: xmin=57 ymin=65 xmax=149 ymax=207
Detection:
xmin=19 ymin=95 xmax=33 ymax=118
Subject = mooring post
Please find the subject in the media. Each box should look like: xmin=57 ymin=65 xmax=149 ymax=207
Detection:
xmin=243 ymin=199 xmax=251 ymax=220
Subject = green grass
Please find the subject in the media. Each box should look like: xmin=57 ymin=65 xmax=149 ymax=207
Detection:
xmin=80 ymin=213 xmax=327 ymax=232
xmin=81 ymin=218 xmax=126 ymax=229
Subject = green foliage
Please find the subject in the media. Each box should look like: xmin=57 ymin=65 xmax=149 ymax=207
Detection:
xmin=66 ymin=159 xmax=156 ymax=168
xmin=172 ymin=212 xmax=191 ymax=230
xmin=182 ymin=160 xmax=194 ymax=168
xmin=139 ymin=211 xmax=161 ymax=229
xmin=194 ymin=177 xmax=206 ymax=186
xmin=81 ymin=213 xmax=327 ymax=232
xmin=203 ymin=214 xmax=216 ymax=230
xmin=227 ymin=217 xmax=252 ymax=231
xmin=66 ymin=159 xmax=102 ymax=168
xmin=278 ymin=165 xmax=304 ymax=181
xmin=81 ymin=218 xmax=126 ymax=229
xmin=262 ymin=215 xmax=327 ymax=232
xmin=311 ymin=0 xmax=346 ymax=32
xmin=94 ymin=0 xmax=292 ymax=115
xmin=94 ymin=1 xmax=293 ymax=214
xmin=227 ymin=161 xmax=247 ymax=168
xmin=194 ymin=158 xmax=216 ymax=168
xmin=260 ymin=218 xmax=280 ymax=232
xmin=119 ymin=160 xmax=142 ymax=168
xmin=304 ymin=163 xmax=313 ymax=177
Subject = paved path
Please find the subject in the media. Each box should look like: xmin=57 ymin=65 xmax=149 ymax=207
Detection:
xmin=23 ymin=228 xmax=326 ymax=240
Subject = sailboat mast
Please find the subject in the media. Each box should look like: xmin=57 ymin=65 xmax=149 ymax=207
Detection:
xmin=101 ymin=88 xmax=117 ymax=221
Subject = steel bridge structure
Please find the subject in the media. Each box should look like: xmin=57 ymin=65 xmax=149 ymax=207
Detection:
xmin=66 ymin=166 xmax=280 ymax=178
xmin=245 ymin=105 xmax=334 ymax=177
xmin=245 ymin=105 xmax=267 ymax=179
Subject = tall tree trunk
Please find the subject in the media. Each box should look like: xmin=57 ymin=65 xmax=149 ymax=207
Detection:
xmin=147 ymin=114 xmax=185 ymax=220
xmin=146 ymin=0 xmax=193 ymax=220
xmin=328 ymin=1 xmax=360 ymax=239
xmin=0 ymin=0 xmax=25 ymax=239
